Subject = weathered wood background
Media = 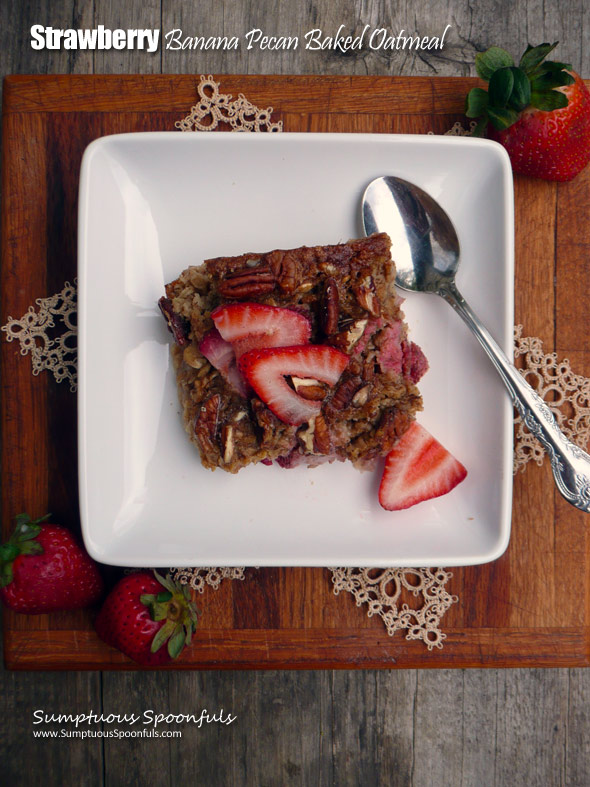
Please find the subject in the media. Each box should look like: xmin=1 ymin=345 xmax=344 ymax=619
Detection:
xmin=1 ymin=1 xmax=590 ymax=785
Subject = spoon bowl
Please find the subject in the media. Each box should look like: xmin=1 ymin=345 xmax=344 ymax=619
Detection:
xmin=362 ymin=175 xmax=590 ymax=514
xmin=362 ymin=176 xmax=461 ymax=293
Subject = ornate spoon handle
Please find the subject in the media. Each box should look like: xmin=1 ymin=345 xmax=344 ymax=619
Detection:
xmin=439 ymin=282 xmax=590 ymax=513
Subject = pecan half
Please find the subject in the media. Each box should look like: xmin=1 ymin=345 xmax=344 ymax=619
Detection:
xmin=361 ymin=360 xmax=375 ymax=382
xmin=330 ymin=375 xmax=363 ymax=410
xmin=297 ymin=415 xmax=331 ymax=455
xmin=195 ymin=394 xmax=222 ymax=453
xmin=158 ymin=296 xmax=191 ymax=346
xmin=290 ymin=376 xmax=327 ymax=401
xmin=377 ymin=408 xmax=413 ymax=444
xmin=320 ymin=277 xmax=339 ymax=336
xmin=251 ymin=397 xmax=281 ymax=447
xmin=327 ymin=318 xmax=368 ymax=354
xmin=313 ymin=414 xmax=332 ymax=454
xmin=218 ymin=265 xmax=276 ymax=299
xmin=354 ymin=273 xmax=381 ymax=317
xmin=277 ymin=252 xmax=298 ymax=294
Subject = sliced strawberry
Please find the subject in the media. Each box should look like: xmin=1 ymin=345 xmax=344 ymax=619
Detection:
xmin=199 ymin=327 xmax=234 ymax=371
xmin=198 ymin=328 xmax=247 ymax=397
xmin=240 ymin=345 xmax=349 ymax=425
xmin=379 ymin=422 xmax=467 ymax=511
xmin=211 ymin=303 xmax=311 ymax=358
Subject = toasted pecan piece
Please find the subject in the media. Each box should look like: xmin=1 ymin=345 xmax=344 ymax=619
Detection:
xmin=354 ymin=273 xmax=381 ymax=317
xmin=327 ymin=318 xmax=368 ymax=354
xmin=313 ymin=414 xmax=332 ymax=454
xmin=195 ymin=394 xmax=221 ymax=453
xmin=330 ymin=375 xmax=364 ymax=410
xmin=218 ymin=265 xmax=276 ymax=299
xmin=320 ymin=277 xmax=339 ymax=336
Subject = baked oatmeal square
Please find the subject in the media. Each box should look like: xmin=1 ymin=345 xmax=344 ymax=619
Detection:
xmin=159 ymin=232 xmax=427 ymax=473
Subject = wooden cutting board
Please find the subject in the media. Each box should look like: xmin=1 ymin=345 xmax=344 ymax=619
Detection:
xmin=2 ymin=74 xmax=590 ymax=670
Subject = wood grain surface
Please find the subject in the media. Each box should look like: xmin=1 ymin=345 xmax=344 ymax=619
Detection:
xmin=2 ymin=73 xmax=590 ymax=673
xmin=2 ymin=2 xmax=590 ymax=786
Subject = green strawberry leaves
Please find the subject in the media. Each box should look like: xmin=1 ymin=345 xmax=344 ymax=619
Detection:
xmin=0 ymin=513 xmax=49 ymax=587
xmin=0 ymin=544 xmax=20 ymax=562
xmin=519 ymin=42 xmax=558 ymax=74
xmin=488 ymin=67 xmax=514 ymax=107
xmin=486 ymin=66 xmax=531 ymax=114
xmin=151 ymin=619 xmax=177 ymax=654
xmin=487 ymin=106 xmax=520 ymax=131
xmin=508 ymin=68 xmax=532 ymax=111
xmin=465 ymin=86 xmax=488 ymax=117
xmin=531 ymin=70 xmax=575 ymax=92
xmin=168 ymin=627 xmax=187 ymax=659
xmin=466 ymin=42 xmax=572 ymax=136
xmin=475 ymin=46 xmax=514 ymax=80
xmin=141 ymin=571 xmax=199 ymax=660
xmin=530 ymin=90 xmax=569 ymax=111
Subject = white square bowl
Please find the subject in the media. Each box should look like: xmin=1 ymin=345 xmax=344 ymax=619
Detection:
xmin=78 ymin=132 xmax=514 ymax=567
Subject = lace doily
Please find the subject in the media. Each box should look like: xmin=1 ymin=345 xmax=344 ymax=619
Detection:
xmin=429 ymin=120 xmax=477 ymax=137
xmin=1 ymin=280 xmax=78 ymax=392
xmin=513 ymin=325 xmax=590 ymax=472
xmin=330 ymin=567 xmax=456 ymax=649
xmin=175 ymin=75 xmax=282 ymax=133
xmin=170 ymin=566 xmax=246 ymax=592
xmin=6 ymin=77 xmax=590 ymax=651
xmin=446 ymin=120 xmax=476 ymax=136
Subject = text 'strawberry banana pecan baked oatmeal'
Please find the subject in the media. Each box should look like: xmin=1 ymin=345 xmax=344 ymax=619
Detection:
xmin=159 ymin=232 xmax=429 ymax=474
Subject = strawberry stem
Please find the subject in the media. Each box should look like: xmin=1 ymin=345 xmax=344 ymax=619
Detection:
xmin=0 ymin=513 xmax=50 ymax=588
xmin=141 ymin=572 xmax=199 ymax=660
xmin=466 ymin=42 xmax=573 ymax=136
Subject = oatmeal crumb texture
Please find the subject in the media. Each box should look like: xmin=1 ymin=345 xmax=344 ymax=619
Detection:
xmin=160 ymin=233 xmax=428 ymax=473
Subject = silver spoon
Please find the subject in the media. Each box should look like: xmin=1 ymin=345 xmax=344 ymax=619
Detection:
xmin=362 ymin=175 xmax=590 ymax=513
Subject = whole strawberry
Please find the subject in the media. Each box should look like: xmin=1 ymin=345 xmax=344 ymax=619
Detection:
xmin=95 ymin=571 xmax=198 ymax=666
xmin=466 ymin=42 xmax=590 ymax=181
xmin=0 ymin=513 xmax=104 ymax=613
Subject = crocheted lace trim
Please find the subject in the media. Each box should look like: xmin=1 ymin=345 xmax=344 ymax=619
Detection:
xmin=330 ymin=567 xmax=457 ymax=649
xmin=170 ymin=566 xmax=246 ymax=592
xmin=1 ymin=280 xmax=78 ymax=392
xmin=513 ymin=325 xmax=590 ymax=472
xmin=175 ymin=74 xmax=282 ymax=133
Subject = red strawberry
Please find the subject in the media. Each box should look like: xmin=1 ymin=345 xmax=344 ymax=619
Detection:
xmin=0 ymin=513 xmax=104 ymax=614
xmin=239 ymin=345 xmax=349 ymax=425
xmin=466 ymin=42 xmax=590 ymax=181
xmin=211 ymin=302 xmax=311 ymax=358
xmin=379 ymin=422 xmax=467 ymax=511
xmin=198 ymin=327 xmax=248 ymax=396
xmin=95 ymin=571 xmax=198 ymax=666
